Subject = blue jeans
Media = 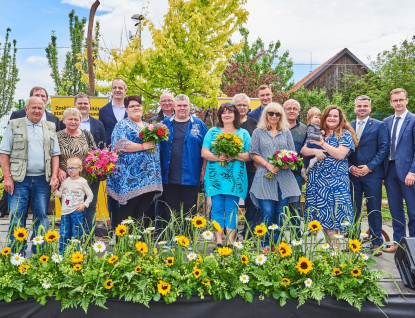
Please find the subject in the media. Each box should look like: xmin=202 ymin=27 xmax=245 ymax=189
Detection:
xmin=59 ymin=210 xmax=85 ymax=253
xmin=211 ymin=195 xmax=240 ymax=230
xmin=258 ymin=187 xmax=289 ymax=246
xmin=85 ymin=180 xmax=100 ymax=235
xmin=242 ymin=172 xmax=258 ymax=237
xmin=8 ymin=175 xmax=50 ymax=254
xmin=288 ymin=174 xmax=303 ymax=239
xmin=107 ymin=196 xmax=120 ymax=230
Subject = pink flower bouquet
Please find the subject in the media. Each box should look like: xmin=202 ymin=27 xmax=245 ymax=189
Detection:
xmin=265 ymin=150 xmax=304 ymax=180
xmin=84 ymin=148 xmax=119 ymax=182
xmin=138 ymin=122 xmax=170 ymax=153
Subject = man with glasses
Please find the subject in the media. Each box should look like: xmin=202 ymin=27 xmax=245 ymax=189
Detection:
xmin=383 ymin=88 xmax=415 ymax=253
xmin=247 ymin=85 xmax=273 ymax=121
xmin=149 ymin=93 xmax=175 ymax=122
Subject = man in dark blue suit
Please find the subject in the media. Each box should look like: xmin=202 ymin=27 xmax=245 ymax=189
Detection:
xmin=349 ymin=95 xmax=389 ymax=256
xmin=383 ymin=88 xmax=415 ymax=253
xmin=98 ymin=78 xmax=128 ymax=232
xmin=247 ymin=84 xmax=272 ymax=121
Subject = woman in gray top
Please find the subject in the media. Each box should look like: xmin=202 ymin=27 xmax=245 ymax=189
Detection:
xmin=249 ymin=103 xmax=301 ymax=247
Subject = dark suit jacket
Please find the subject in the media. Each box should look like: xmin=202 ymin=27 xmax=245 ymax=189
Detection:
xmin=149 ymin=110 xmax=165 ymax=123
xmin=247 ymin=105 xmax=264 ymax=122
xmin=60 ymin=116 xmax=106 ymax=148
xmin=10 ymin=109 xmax=61 ymax=131
xmin=384 ymin=112 xmax=415 ymax=182
xmin=349 ymin=117 xmax=389 ymax=180
xmin=99 ymin=102 xmax=128 ymax=146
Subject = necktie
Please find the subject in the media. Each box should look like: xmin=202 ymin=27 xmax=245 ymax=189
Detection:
xmin=390 ymin=116 xmax=401 ymax=161
xmin=356 ymin=120 xmax=364 ymax=141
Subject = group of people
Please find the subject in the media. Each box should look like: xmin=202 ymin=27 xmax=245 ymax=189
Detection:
xmin=1 ymin=80 xmax=414 ymax=256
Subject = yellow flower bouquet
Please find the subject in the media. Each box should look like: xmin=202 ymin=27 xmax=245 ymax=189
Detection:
xmin=211 ymin=133 xmax=244 ymax=167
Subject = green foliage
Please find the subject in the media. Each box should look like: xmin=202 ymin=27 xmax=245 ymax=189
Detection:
xmin=45 ymin=10 xmax=100 ymax=96
xmin=0 ymin=28 xmax=19 ymax=118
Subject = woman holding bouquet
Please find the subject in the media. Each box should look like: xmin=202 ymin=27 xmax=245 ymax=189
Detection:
xmin=201 ymin=103 xmax=251 ymax=247
xmin=249 ymin=103 xmax=301 ymax=248
xmin=107 ymin=95 xmax=162 ymax=228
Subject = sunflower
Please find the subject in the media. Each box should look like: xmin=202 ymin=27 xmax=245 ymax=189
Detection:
xmin=192 ymin=268 xmax=202 ymax=279
xmin=218 ymin=247 xmax=232 ymax=256
xmin=211 ymin=220 xmax=222 ymax=232
xmin=278 ymin=242 xmax=292 ymax=258
xmin=196 ymin=254 xmax=203 ymax=264
xmin=157 ymin=281 xmax=171 ymax=296
xmin=71 ymin=251 xmax=84 ymax=264
xmin=308 ymin=220 xmax=322 ymax=232
xmin=177 ymin=236 xmax=190 ymax=247
xmin=108 ymin=255 xmax=118 ymax=264
xmin=73 ymin=264 xmax=82 ymax=271
xmin=241 ymin=254 xmax=249 ymax=264
xmin=351 ymin=268 xmax=361 ymax=277
xmin=348 ymin=239 xmax=361 ymax=253
xmin=39 ymin=255 xmax=49 ymax=263
xmin=134 ymin=265 xmax=142 ymax=273
xmin=13 ymin=227 xmax=28 ymax=242
xmin=192 ymin=215 xmax=207 ymax=229
xmin=201 ymin=278 xmax=210 ymax=286
xmin=44 ymin=230 xmax=59 ymax=243
xmin=332 ymin=268 xmax=343 ymax=276
xmin=18 ymin=264 xmax=29 ymax=273
xmin=253 ymin=225 xmax=267 ymax=237
xmin=135 ymin=241 xmax=148 ymax=256
xmin=104 ymin=279 xmax=114 ymax=290
xmin=1 ymin=247 xmax=11 ymax=256
xmin=166 ymin=257 xmax=174 ymax=267
xmin=115 ymin=224 xmax=128 ymax=237
xmin=295 ymin=256 xmax=313 ymax=274
xmin=280 ymin=278 xmax=290 ymax=287
xmin=224 ymin=134 xmax=231 ymax=139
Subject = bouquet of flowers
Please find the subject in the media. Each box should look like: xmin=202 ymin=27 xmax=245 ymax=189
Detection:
xmin=84 ymin=148 xmax=119 ymax=182
xmin=138 ymin=122 xmax=169 ymax=153
xmin=265 ymin=150 xmax=304 ymax=179
xmin=212 ymin=133 xmax=244 ymax=167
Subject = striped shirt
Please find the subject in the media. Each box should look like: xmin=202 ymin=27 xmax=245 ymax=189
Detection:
xmin=249 ymin=128 xmax=301 ymax=206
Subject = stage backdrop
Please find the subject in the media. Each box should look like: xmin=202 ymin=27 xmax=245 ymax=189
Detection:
xmin=51 ymin=96 xmax=110 ymax=220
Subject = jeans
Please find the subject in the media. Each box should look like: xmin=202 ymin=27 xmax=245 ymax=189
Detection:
xmin=288 ymin=174 xmax=303 ymax=239
xmin=242 ymin=172 xmax=258 ymax=237
xmin=107 ymin=196 xmax=120 ymax=230
xmin=59 ymin=210 xmax=85 ymax=253
xmin=85 ymin=180 xmax=100 ymax=235
xmin=211 ymin=195 xmax=240 ymax=230
xmin=258 ymin=187 xmax=289 ymax=246
xmin=8 ymin=175 xmax=50 ymax=254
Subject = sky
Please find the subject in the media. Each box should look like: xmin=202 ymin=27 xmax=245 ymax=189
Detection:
xmin=1 ymin=0 xmax=415 ymax=101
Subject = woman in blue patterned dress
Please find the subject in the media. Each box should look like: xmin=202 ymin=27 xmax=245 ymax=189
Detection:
xmin=202 ymin=103 xmax=251 ymax=247
xmin=107 ymin=95 xmax=162 ymax=228
xmin=301 ymin=105 xmax=358 ymax=246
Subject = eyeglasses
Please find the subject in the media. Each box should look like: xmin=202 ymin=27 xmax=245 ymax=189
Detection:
xmin=66 ymin=166 xmax=81 ymax=171
xmin=391 ymin=98 xmax=407 ymax=104
xmin=128 ymin=104 xmax=142 ymax=109
xmin=220 ymin=102 xmax=235 ymax=108
xmin=285 ymin=107 xmax=299 ymax=112
xmin=160 ymin=100 xmax=174 ymax=103
xmin=267 ymin=112 xmax=281 ymax=117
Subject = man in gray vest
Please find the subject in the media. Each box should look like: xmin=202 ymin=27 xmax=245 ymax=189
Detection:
xmin=0 ymin=96 xmax=60 ymax=254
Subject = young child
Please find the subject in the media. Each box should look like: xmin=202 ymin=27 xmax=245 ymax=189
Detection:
xmin=54 ymin=157 xmax=93 ymax=253
xmin=303 ymin=107 xmax=324 ymax=171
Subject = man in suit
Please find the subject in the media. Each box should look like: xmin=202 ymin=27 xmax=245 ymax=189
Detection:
xmin=349 ymin=95 xmax=389 ymax=256
xmin=98 ymin=78 xmax=128 ymax=230
xmin=383 ymin=88 xmax=415 ymax=253
xmin=149 ymin=93 xmax=175 ymax=123
xmin=247 ymin=84 xmax=272 ymax=122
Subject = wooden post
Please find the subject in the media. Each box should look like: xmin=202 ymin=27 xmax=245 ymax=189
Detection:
xmin=87 ymin=0 xmax=100 ymax=96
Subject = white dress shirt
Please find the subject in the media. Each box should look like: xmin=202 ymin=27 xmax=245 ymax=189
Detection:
xmin=111 ymin=101 xmax=126 ymax=122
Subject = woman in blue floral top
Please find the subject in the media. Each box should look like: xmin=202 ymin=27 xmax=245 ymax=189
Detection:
xmin=107 ymin=95 xmax=162 ymax=228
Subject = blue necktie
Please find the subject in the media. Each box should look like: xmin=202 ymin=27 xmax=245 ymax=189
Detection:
xmin=390 ymin=116 xmax=401 ymax=160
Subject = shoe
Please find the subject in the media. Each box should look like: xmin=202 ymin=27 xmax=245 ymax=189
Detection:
xmin=216 ymin=243 xmax=223 ymax=248
xmin=382 ymin=244 xmax=398 ymax=253
xmin=372 ymin=244 xmax=382 ymax=256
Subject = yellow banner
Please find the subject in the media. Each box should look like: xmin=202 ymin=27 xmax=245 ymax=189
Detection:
xmin=217 ymin=97 xmax=261 ymax=110
xmin=50 ymin=96 xmax=109 ymax=119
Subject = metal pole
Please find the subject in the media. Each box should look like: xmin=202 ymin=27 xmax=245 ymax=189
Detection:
xmin=87 ymin=0 xmax=100 ymax=96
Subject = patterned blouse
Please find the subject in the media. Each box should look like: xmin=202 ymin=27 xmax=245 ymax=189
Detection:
xmin=249 ymin=128 xmax=301 ymax=206
xmin=106 ymin=118 xmax=162 ymax=204
xmin=57 ymin=129 xmax=97 ymax=179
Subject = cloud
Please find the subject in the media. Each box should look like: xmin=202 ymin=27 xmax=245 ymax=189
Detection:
xmin=26 ymin=56 xmax=48 ymax=65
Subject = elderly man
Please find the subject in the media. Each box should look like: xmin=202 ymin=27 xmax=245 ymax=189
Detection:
xmin=159 ymin=94 xmax=208 ymax=229
xmin=247 ymin=85 xmax=273 ymax=121
xmin=149 ymin=93 xmax=175 ymax=122
xmin=0 ymin=96 xmax=60 ymax=253
xmin=284 ymin=99 xmax=307 ymax=238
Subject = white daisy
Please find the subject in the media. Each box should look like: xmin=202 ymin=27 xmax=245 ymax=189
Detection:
xmin=239 ymin=274 xmax=249 ymax=284
xmin=292 ymin=239 xmax=303 ymax=246
xmin=70 ymin=239 xmax=80 ymax=243
xmin=304 ymin=278 xmax=312 ymax=287
xmin=360 ymin=253 xmax=369 ymax=260
xmin=321 ymin=243 xmax=330 ymax=249
xmin=360 ymin=232 xmax=369 ymax=240
xmin=121 ymin=219 xmax=134 ymax=225
xmin=333 ymin=234 xmax=344 ymax=239
xmin=185 ymin=217 xmax=193 ymax=221
xmin=202 ymin=231 xmax=213 ymax=240
xmin=42 ymin=281 xmax=51 ymax=289
xmin=233 ymin=242 xmax=243 ymax=249
xmin=255 ymin=255 xmax=267 ymax=265
xmin=10 ymin=253 xmax=24 ymax=266
xmin=128 ymin=234 xmax=142 ymax=242
xmin=51 ymin=254 xmax=63 ymax=263
xmin=143 ymin=227 xmax=156 ymax=234
xmin=158 ymin=241 xmax=168 ymax=245
xmin=187 ymin=253 xmax=197 ymax=261
xmin=268 ymin=224 xmax=279 ymax=231
xmin=93 ymin=241 xmax=106 ymax=253
xmin=173 ymin=237 xmax=179 ymax=242
xmin=32 ymin=236 xmax=44 ymax=245
xmin=341 ymin=221 xmax=350 ymax=227
xmin=331 ymin=251 xmax=338 ymax=256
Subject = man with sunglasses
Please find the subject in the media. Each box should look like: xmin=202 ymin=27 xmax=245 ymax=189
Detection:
xmin=247 ymin=85 xmax=273 ymax=121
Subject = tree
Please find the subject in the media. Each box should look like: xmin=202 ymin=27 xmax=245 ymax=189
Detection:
xmin=220 ymin=27 xmax=293 ymax=98
xmin=84 ymin=0 xmax=249 ymax=108
xmin=0 ymin=28 xmax=19 ymax=117
xmin=46 ymin=10 xmax=100 ymax=96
